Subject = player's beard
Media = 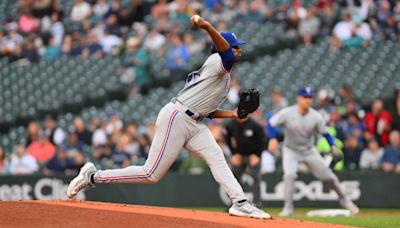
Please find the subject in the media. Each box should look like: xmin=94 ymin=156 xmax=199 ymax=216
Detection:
xmin=233 ymin=49 xmax=241 ymax=61
xmin=234 ymin=54 xmax=241 ymax=61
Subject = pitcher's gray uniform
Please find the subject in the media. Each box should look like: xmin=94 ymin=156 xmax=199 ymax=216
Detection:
xmin=92 ymin=51 xmax=246 ymax=203
xmin=177 ymin=53 xmax=231 ymax=115
xmin=67 ymin=18 xmax=270 ymax=218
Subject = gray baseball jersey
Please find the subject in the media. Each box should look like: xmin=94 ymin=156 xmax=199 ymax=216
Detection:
xmin=177 ymin=53 xmax=230 ymax=116
xmin=271 ymin=105 xmax=348 ymax=211
xmin=92 ymin=52 xmax=247 ymax=204
xmin=269 ymin=105 xmax=328 ymax=154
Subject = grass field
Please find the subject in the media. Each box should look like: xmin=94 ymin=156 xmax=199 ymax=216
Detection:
xmin=191 ymin=207 xmax=400 ymax=228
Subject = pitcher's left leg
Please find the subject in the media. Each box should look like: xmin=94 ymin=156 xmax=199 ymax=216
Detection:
xmin=185 ymin=124 xmax=270 ymax=219
xmin=185 ymin=125 xmax=246 ymax=203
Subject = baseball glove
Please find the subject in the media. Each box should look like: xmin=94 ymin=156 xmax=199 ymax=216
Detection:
xmin=329 ymin=147 xmax=343 ymax=170
xmin=237 ymin=88 xmax=260 ymax=119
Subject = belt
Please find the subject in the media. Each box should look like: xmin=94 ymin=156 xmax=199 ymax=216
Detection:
xmin=171 ymin=98 xmax=204 ymax=121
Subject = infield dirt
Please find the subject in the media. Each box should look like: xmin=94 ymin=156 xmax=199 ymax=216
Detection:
xmin=0 ymin=200 xmax=357 ymax=227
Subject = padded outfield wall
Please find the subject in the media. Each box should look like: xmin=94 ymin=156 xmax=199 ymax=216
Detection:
xmin=0 ymin=171 xmax=398 ymax=208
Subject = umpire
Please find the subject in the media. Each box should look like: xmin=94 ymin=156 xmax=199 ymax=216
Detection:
xmin=224 ymin=116 xmax=267 ymax=207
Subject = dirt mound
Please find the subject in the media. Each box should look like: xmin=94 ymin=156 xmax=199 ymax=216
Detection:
xmin=0 ymin=201 xmax=354 ymax=228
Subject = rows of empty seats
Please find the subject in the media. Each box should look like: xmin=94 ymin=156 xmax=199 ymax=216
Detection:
xmin=0 ymin=57 xmax=121 ymax=125
xmin=234 ymin=39 xmax=400 ymax=110
xmin=2 ymin=39 xmax=400 ymax=153
xmin=0 ymin=19 xmax=287 ymax=129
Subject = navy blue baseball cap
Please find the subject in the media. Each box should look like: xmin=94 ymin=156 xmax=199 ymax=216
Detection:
xmin=212 ymin=32 xmax=246 ymax=48
xmin=298 ymin=87 xmax=313 ymax=97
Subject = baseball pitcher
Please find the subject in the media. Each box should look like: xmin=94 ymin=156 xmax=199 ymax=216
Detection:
xmin=67 ymin=15 xmax=269 ymax=219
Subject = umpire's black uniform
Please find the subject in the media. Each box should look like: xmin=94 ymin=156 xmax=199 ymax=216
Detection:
xmin=224 ymin=117 xmax=267 ymax=207
xmin=225 ymin=118 xmax=266 ymax=157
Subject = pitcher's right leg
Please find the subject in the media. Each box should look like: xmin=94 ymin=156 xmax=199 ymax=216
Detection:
xmin=67 ymin=106 xmax=188 ymax=198
xmin=93 ymin=108 xmax=186 ymax=184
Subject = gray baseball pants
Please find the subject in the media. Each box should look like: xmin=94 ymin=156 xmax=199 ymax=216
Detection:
xmin=93 ymin=102 xmax=247 ymax=203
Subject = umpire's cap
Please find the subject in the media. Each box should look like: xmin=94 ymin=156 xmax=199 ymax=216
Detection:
xmin=212 ymin=32 xmax=246 ymax=48
xmin=298 ymin=87 xmax=313 ymax=97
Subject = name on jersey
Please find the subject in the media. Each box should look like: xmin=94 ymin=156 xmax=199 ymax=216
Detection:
xmin=185 ymin=71 xmax=200 ymax=87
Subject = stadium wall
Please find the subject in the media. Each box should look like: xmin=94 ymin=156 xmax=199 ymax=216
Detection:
xmin=0 ymin=172 xmax=398 ymax=208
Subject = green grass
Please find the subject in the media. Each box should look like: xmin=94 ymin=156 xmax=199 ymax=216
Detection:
xmin=293 ymin=208 xmax=400 ymax=228
xmin=187 ymin=207 xmax=400 ymax=228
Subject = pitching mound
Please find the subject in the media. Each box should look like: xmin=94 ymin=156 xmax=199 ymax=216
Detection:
xmin=0 ymin=201 xmax=354 ymax=228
